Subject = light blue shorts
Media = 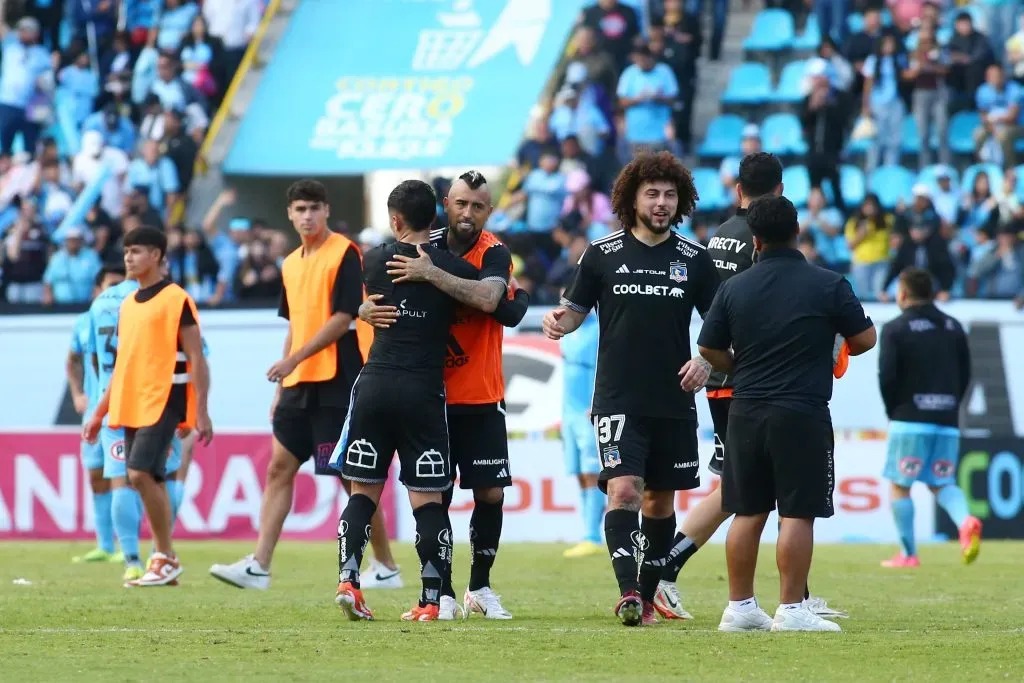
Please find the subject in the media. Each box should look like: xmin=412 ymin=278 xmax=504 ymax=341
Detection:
xmin=101 ymin=426 xmax=182 ymax=479
xmin=562 ymin=413 xmax=600 ymax=476
xmin=81 ymin=439 xmax=103 ymax=471
xmin=883 ymin=421 xmax=960 ymax=488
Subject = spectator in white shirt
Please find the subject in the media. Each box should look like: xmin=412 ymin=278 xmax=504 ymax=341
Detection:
xmin=203 ymin=0 xmax=262 ymax=83
xmin=930 ymin=171 xmax=959 ymax=229
xmin=72 ymin=130 xmax=129 ymax=219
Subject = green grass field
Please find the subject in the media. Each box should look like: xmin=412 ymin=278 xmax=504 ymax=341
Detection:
xmin=1 ymin=541 xmax=1022 ymax=682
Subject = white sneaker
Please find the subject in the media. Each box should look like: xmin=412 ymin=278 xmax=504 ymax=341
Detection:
xmin=653 ymin=580 xmax=694 ymax=620
xmin=209 ymin=554 xmax=271 ymax=590
xmin=359 ymin=560 xmax=403 ymax=589
xmin=464 ymin=587 xmax=513 ymax=619
xmin=804 ymin=595 xmax=848 ymax=619
xmin=771 ymin=605 xmax=842 ymax=632
xmin=438 ymin=595 xmax=465 ymax=621
xmin=718 ymin=601 xmax=773 ymax=632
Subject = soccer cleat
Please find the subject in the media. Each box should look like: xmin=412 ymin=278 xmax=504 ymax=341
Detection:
xmin=832 ymin=334 xmax=850 ymax=378
xmin=122 ymin=564 xmax=144 ymax=583
xmin=335 ymin=582 xmax=374 ymax=621
xmin=438 ymin=595 xmax=465 ymax=621
xmin=642 ymin=601 xmax=659 ymax=626
xmin=959 ymin=516 xmax=982 ymax=565
xmin=563 ymin=541 xmax=604 ymax=559
xmin=209 ymin=554 xmax=271 ymax=590
xmin=771 ymin=605 xmax=842 ymax=632
xmin=402 ymin=604 xmax=441 ymax=621
xmin=804 ymin=595 xmax=849 ymax=619
xmin=614 ymin=591 xmax=643 ymax=627
xmin=125 ymin=552 xmax=182 ymax=587
xmin=718 ymin=602 xmax=773 ymax=632
xmin=881 ymin=553 xmax=921 ymax=568
xmin=464 ymin=587 xmax=513 ymax=619
xmin=359 ymin=560 xmax=403 ymax=589
xmin=72 ymin=548 xmax=116 ymax=563
xmin=653 ymin=580 xmax=694 ymax=620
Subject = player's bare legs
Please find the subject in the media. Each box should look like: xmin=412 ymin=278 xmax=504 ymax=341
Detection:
xmin=777 ymin=517 xmax=814 ymax=605
xmin=128 ymin=468 xmax=174 ymax=557
xmin=718 ymin=512 xmax=773 ymax=632
xmin=680 ymin=487 xmax=732 ymax=545
xmin=253 ymin=440 xmax=304 ymax=569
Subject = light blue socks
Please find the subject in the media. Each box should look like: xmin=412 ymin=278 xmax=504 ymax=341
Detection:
xmin=582 ymin=486 xmax=606 ymax=544
xmin=891 ymin=497 xmax=917 ymax=557
xmin=92 ymin=491 xmax=115 ymax=554
xmin=112 ymin=486 xmax=142 ymax=564
xmin=936 ymin=485 xmax=970 ymax=528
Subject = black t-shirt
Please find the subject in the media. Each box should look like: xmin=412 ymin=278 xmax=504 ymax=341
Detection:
xmin=562 ymin=229 xmax=719 ymax=419
xmin=4 ymin=224 xmax=49 ymax=283
xmin=362 ymin=241 xmax=478 ymax=387
xmin=581 ymin=4 xmax=641 ymax=70
xmin=697 ymin=248 xmax=873 ymax=419
xmin=705 ymin=208 xmax=756 ymax=390
xmin=134 ymin=279 xmax=197 ymax=420
xmin=277 ymin=247 xmax=364 ymax=409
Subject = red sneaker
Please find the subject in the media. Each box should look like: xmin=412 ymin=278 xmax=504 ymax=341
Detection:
xmin=880 ymin=553 xmax=921 ymax=568
xmin=335 ymin=582 xmax=374 ymax=621
xmin=959 ymin=516 xmax=982 ymax=564
xmin=642 ymin=600 xmax=659 ymax=626
xmin=614 ymin=591 xmax=643 ymax=627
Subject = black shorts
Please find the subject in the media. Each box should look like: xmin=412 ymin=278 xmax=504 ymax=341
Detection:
xmin=707 ymin=396 xmax=731 ymax=477
xmin=592 ymin=413 xmax=700 ymax=492
xmin=273 ymin=393 xmax=346 ymax=477
xmin=124 ymin=402 xmax=179 ymax=483
xmin=448 ymin=404 xmax=512 ymax=490
xmin=721 ymin=400 xmax=835 ymax=519
xmin=334 ymin=370 xmax=452 ymax=493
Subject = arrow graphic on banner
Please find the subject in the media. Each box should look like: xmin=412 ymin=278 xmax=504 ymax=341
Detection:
xmin=466 ymin=0 xmax=551 ymax=68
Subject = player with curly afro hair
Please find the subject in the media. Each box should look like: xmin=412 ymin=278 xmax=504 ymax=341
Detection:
xmin=610 ymin=151 xmax=699 ymax=234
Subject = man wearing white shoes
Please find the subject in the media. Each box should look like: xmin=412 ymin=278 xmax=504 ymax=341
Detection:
xmin=696 ymin=196 xmax=877 ymax=632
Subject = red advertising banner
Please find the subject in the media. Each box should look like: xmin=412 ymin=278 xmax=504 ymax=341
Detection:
xmin=0 ymin=431 xmax=397 ymax=540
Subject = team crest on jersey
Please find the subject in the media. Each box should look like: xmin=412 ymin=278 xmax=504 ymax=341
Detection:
xmin=109 ymin=440 xmax=126 ymax=462
xmin=669 ymin=262 xmax=687 ymax=283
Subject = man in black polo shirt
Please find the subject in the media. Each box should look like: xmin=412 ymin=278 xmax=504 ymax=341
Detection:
xmin=697 ymin=196 xmax=876 ymax=633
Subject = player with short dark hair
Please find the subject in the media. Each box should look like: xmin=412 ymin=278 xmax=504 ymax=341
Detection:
xmin=543 ymin=151 xmax=720 ymax=626
xmin=331 ymin=179 xmax=506 ymax=622
xmin=879 ymin=267 xmax=979 ymax=568
xmin=68 ymin=264 xmax=126 ymax=565
xmin=84 ymin=226 xmax=213 ymax=587
xmin=697 ymin=195 xmax=876 ymax=631
xmin=210 ymin=179 xmax=401 ymax=591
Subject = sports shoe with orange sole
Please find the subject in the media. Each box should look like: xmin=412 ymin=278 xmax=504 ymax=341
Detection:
xmin=125 ymin=552 xmax=182 ymax=587
xmin=832 ymin=335 xmax=850 ymax=379
xmin=959 ymin=516 xmax=982 ymax=564
xmin=614 ymin=591 xmax=643 ymax=627
xmin=402 ymin=604 xmax=441 ymax=621
xmin=335 ymin=582 xmax=374 ymax=621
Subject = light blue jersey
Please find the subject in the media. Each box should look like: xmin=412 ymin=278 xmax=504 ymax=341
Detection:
xmin=561 ymin=314 xmax=600 ymax=476
xmin=88 ymin=279 xmax=141 ymax=395
xmin=72 ymin=311 xmax=104 ymax=471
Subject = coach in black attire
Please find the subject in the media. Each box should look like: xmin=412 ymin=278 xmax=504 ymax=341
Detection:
xmin=696 ymin=196 xmax=876 ymax=632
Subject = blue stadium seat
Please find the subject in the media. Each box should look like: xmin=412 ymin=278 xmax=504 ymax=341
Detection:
xmin=868 ymin=165 xmax=915 ymax=208
xmin=721 ymin=63 xmax=773 ymax=106
xmin=847 ymin=8 xmax=892 ymax=34
xmin=760 ymin=113 xmax=807 ymax=156
xmin=697 ymin=114 xmax=747 ymax=157
xmin=961 ymin=163 xmax=1004 ymax=195
xmin=917 ymin=164 xmax=959 ymax=192
xmin=899 ymin=115 xmax=939 ymax=155
xmin=905 ymin=26 xmax=952 ymax=50
xmin=771 ymin=60 xmax=808 ymax=105
xmin=948 ymin=111 xmax=980 ymax=155
xmin=840 ymin=165 xmax=866 ymax=206
xmin=743 ymin=10 xmax=795 ymax=52
xmin=692 ymin=167 xmax=728 ymax=212
xmin=782 ymin=165 xmax=811 ymax=208
xmin=792 ymin=15 xmax=821 ymax=51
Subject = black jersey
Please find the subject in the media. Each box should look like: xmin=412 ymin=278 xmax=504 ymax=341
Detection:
xmin=561 ymin=229 xmax=719 ymax=419
xmin=879 ymin=303 xmax=971 ymax=428
xmin=705 ymin=208 xmax=757 ymax=391
xmin=362 ymin=242 xmax=478 ymax=385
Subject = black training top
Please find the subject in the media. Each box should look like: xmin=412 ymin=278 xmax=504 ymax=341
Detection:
xmin=878 ymin=303 xmax=971 ymax=428
xmin=698 ymin=248 xmax=873 ymax=419
xmin=562 ymin=229 xmax=719 ymax=419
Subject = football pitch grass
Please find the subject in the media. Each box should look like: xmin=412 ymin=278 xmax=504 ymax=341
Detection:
xmin=1 ymin=541 xmax=1021 ymax=682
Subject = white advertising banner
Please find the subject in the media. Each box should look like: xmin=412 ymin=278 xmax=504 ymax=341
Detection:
xmin=394 ymin=438 xmax=936 ymax=545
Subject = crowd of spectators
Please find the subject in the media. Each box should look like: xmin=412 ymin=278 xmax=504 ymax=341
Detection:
xmin=0 ymin=0 xmax=271 ymax=307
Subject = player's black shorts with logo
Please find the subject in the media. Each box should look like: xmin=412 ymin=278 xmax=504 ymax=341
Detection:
xmin=447 ymin=402 xmax=512 ymax=490
xmin=722 ymin=399 xmax=835 ymax=519
xmin=592 ymin=413 xmax=700 ymax=492
xmin=332 ymin=368 xmax=452 ymax=492
xmin=273 ymin=386 xmax=348 ymax=477
xmin=707 ymin=396 xmax=731 ymax=476
xmin=125 ymin=401 xmax=181 ymax=482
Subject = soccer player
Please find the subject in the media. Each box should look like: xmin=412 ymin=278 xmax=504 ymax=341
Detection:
xmin=84 ymin=226 xmax=213 ymax=587
xmin=654 ymin=152 xmax=846 ymax=621
xmin=696 ymin=196 xmax=875 ymax=632
xmin=542 ymin=152 xmax=720 ymax=627
xmin=560 ymin=304 xmax=604 ymax=559
xmin=209 ymin=180 xmax=400 ymax=590
xmin=878 ymin=267 xmax=980 ymax=568
xmin=331 ymin=179 xmax=497 ymax=622
xmin=383 ymin=170 xmax=529 ymax=619
xmin=68 ymin=265 xmax=126 ymax=564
